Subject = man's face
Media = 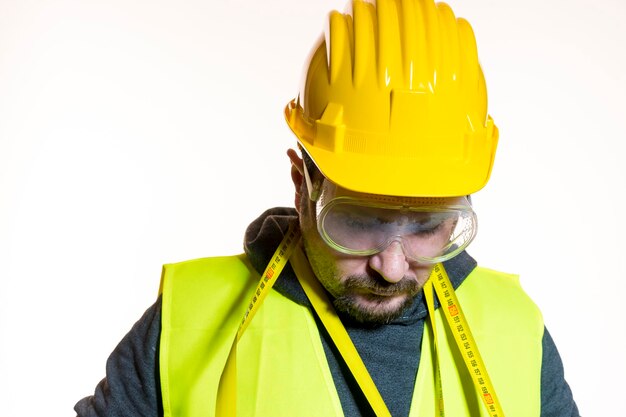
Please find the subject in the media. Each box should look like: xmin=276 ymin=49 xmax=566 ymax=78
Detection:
xmin=298 ymin=183 xmax=450 ymax=325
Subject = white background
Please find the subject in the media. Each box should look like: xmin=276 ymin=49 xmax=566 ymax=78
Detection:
xmin=1 ymin=0 xmax=624 ymax=415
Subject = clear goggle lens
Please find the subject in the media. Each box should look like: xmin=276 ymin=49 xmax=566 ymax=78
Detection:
xmin=316 ymin=195 xmax=477 ymax=264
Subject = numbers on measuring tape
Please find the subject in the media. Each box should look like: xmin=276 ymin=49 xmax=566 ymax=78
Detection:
xmin=237 ymin=224 xmax=300 ymax=339
xmin=431 ymin=263 xmax=505 ymax=417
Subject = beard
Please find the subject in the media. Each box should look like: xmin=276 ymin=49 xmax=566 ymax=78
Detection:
xmin=332 ymin=274 xmax=422 ymax=325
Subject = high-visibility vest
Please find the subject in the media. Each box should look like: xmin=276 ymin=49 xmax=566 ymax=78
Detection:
xmin=159 ymin=254 xmax=543 ymax=416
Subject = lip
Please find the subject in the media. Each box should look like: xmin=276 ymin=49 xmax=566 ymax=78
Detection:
xmin=361 ymin=288 xmax=402 ymax=297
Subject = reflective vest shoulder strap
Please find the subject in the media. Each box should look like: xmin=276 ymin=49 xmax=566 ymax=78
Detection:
xmin=159 ymin=255 xmax=343 ymax=417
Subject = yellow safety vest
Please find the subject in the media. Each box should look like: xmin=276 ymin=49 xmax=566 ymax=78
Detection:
xmin=159 ymin=254 xmax=543 ymax=416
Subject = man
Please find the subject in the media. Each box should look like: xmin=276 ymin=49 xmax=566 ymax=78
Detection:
xmin=76 ymin=0 xmax=579 ymax=416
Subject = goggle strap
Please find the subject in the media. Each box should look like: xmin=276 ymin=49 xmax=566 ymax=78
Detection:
xmin=303 ymin=155 xmax=324 ymax=202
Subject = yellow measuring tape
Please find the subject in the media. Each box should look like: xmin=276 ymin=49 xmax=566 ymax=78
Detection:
xmin=290 ymin=246 xmax=392 ymax=417
xmin=427 ymin=263 xmax=505 ymax=417
xmin=215 ymin=222 xmax=300 ymax=417
xmin=216 ymin=223 xmax=505 ymax=417
xmin=424 ymin=280 xmax=445 ymax=417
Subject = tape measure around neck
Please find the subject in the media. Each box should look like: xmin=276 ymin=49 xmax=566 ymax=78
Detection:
xmin=215 ymin=221 xmax=300 ymax=417
xmin=216 ymin=223 xmax=505 ymax=417
xmin=426 ymin=263 xmax=506 ymax=417
xmin=424 ymin=279 xmax=445 ymax=417
xmin=290 ymin=246 xmax=392 ymax=417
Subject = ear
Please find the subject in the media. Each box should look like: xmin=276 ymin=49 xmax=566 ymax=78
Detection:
xmin=287 ymin=148 xmax=304 ymax=212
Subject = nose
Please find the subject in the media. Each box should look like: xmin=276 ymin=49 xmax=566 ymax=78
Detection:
xmin=368 ymin=240 xmax=410 ymax=283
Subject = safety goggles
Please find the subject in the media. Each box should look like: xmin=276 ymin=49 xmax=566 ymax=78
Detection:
xmin=310 ymin=177 xmax=477 ymax=264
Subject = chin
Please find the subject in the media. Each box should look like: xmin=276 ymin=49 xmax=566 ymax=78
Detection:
xmin=333 ymin=292 xmax=412 ymax=325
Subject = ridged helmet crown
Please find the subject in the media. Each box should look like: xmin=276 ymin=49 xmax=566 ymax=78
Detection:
xmin=285 ymin=0 xmax=498 ymax=197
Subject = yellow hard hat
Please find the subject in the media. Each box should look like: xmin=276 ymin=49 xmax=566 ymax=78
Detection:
xmin=285 ymin=0 xmax=499 ymax=197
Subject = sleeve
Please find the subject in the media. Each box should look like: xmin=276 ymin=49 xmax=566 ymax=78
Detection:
xmin=74 ymin=298 xmax=163 ymax=417
xmin=540 ymin=327 xmax=580 ymax=417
